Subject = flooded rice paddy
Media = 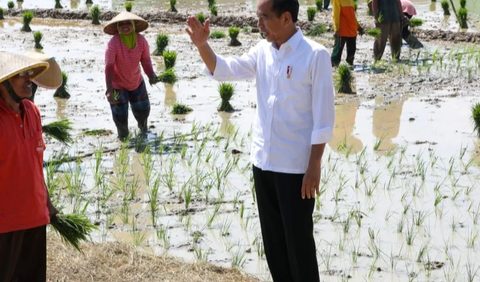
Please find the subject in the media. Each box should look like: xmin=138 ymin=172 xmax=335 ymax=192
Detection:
xmin=2 ymin=6 xmax=480 ymax=282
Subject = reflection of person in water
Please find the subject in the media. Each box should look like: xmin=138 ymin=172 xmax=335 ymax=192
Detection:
xmin=372 ymin=95 xmax=408 ymax=152
xmin=329 ymin=99 xmax=364 ymax=154
xmin=164 ymin=84 xmax=177 ymax=107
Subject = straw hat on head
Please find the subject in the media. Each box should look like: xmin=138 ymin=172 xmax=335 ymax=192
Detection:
xmin=24 ymin=51 xmax=63 ymax=90
xmin=0 ymin=51 xmax=49 ymax=84
xmin=103 ymin=12 xmax=149 ymax=35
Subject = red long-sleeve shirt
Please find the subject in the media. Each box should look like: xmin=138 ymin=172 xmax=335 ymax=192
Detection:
xmin=105 ymin=33 xmax=155 ymax=91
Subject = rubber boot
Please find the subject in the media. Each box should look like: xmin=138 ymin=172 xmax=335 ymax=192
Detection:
xmin=407 ymin=34 xmax=423 ymax=49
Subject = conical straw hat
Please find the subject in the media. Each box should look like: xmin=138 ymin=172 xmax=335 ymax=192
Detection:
xmin=25 ymin=51 xmax=63 ymax=90
xmin=103 ymin=12 xmax=149 ymax=35
xmin=0 ymin=51 xmax=49 ymax=84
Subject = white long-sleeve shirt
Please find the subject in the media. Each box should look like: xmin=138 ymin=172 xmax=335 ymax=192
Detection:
xmin=206 ymin=29 xmax=335 ymax=174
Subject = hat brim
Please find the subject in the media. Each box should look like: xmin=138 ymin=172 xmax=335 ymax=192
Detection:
xmin=103 ymin=12 xmax=149 ymax=35
xmin=24 ymin=51 xmax=63 ymax=90
xmin=0 ymin=51 xmax=49 ymax=84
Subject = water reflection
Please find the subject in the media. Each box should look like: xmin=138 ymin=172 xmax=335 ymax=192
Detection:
xmin=71 ymin=0 xmax=79 ymax=9
xmin=219 ymin=111 xmax=233 ymax=137
xmin=328 ymin=99 xmax=364 ymax=155
xmin=54 ymin=96 xmax=68 ymax=120
xmin=430 ymin=2 xmax=436 ymax=12
xmin=164 ymin=84 xmax=177 ymax=107
xmin=372 ymin=95 xmax=408 ymax=152
xmin=16 ymin=1 xmax=23 ymax=9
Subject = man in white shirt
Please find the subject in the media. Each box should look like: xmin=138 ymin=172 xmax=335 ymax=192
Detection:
xmin=186 ymin=0 xmax=335 ymax=281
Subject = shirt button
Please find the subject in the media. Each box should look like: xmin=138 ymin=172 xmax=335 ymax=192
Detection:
xmin=15 ymin=114 xmax=18 ymax=117
xmin=20 ymin=124 xmax=23 ymax=128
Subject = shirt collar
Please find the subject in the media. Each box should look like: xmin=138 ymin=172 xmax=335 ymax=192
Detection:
xmin=271 ymin=28 xmax=303 ymax=52
xmin=0 ymin=95 xmax=30 ymax=114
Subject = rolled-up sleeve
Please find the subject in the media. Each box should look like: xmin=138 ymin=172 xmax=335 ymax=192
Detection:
xmin=203 ymin=44 xmax=258 ymax=81
xmin=310 ymin=48 xmax=335 ymax=144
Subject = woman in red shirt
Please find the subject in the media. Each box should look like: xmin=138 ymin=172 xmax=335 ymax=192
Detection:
xmin=104 ymin=12 xmax=158 ymax=141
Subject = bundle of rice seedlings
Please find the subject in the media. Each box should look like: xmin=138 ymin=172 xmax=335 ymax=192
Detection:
xmin=157 ymin=68 xmax=178 ymax=84
xmin=91 ymin=5 xmax=100 ymax=25
xmin=0 ymin=8 xmax=4 ymax=20
xmin=472 ymin=103 xmax=480 ymax=137
xmin=54 ymin=72 xmax=71 ymax=99
xmin=336 ymin=64 xmax=354 ymax=94
xmin=42 ymin=119 xmax=74 ymax=144
xmin=218 ymin=82 xmax=235 ymax=112
xmin=306 ymin=24 xmax=326 ymax=36
xmin=21 ymin=12 xmax=33 ymax=32
xmin=152 ymin=34 xmax=169 ymax=56
xmin=169 ymin=0 xmax=177 ymax=12
xmin=460 ymin=0 xmax=466 ymax=8
xmin=354 ymin=0 xmax=358 ymax=11
xmin=197 ymin=12 xmax=205 ymax=25
xmin=17 ymin=0 xmax=23 ymax=2
xmin=85 ymin=0 xmax=93 ymax=4
xmin=125 ymin=2 xmax=133 ymax=12
xmin=210 ymin=30 xmax=226 ymax=39
xmin=315 ymin=0 xmax=322 ymax=11
xmin=55 ymin=0 xmax=63 ymax=9
xmin=163 ymin=50 xmax=177 ymax=69
xmin=8 ymin=1 xmax=14 ymax=9
xmin=307 ymin=7 xmax=317 ymax=21
xmin=366 ymin=28 xmax=381 ymax=37
xmin=441 ymin=0 xmax=450 ymax=15
xmin=458 ymin=8 xmax=468 ymax=28
xmin=210 ymin=5 xmax=218 ymax=16
xmin=208 ymin=0 xmax=215 ymax=8
xmin=34 ymin=31 xmax=43 ymax=49
xmin=51 ymin=213 xmax=97 ymax=253
xmin=171 ymin=103 xmax=193 ymax=114
xmin=228 ymin=26 xmax=241 ymax=46
xmin=409 ymin=18 xmax=424 ymax=28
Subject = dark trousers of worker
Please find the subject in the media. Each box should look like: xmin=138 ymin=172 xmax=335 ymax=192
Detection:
xmin=323 ymin=0 xmax=330 ymax=9
xmin=252 ymin=166 xmax=319 ymax=282
xmin=331 ymin=36 xmax=357 ymax=66
xmin=0 ymin=225 xmax=47 ymax=282
xmin=110 ymin=79 xmax=150 ymax=140
xmin=373 ymin=22 xmax=402 ymax=61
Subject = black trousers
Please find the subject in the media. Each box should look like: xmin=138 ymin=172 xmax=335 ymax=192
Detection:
xmin=402 ymin=13 xmax=412 ymax=41
xmin=0 ymin=225 xmax=47 ymax=282
xmin=331 ymin=36 xmax=357 ymax=66
xmin=253 ymin=166 xmax=319 ymax=282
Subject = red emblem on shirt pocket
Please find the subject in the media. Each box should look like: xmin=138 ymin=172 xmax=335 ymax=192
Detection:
xmin=287 ymin=66 xmax=292 ymax=79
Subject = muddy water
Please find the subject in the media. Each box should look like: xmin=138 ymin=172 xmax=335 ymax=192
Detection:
xmin=2 ymin=17 xmax=480 ymax=281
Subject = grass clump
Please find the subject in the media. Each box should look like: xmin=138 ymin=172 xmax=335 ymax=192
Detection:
xmin=197 ymin=12 xmax=205 ymax=25
xmin=21 ymin=12 xmax=33 ymax=32
xmin=157 ymin=68 xmax=178 ymax=85
xmin=8 ymin=1 xmax=14 ymax=9
xmin=163 ymin=50 xmax=177 ymax=69
xmin=228 ymin=26 xmax=241 ymax=46
xmin=152 ymin=34 xmax=168 ymax=56
xmin=91 ymin=5 xmax=100 ymax=25
xmin=210 ymin=5 xmax=218 ymax=16
xmin=441 ymin=0 xmax=450 ymax=15
xmin=0 ymin=8 xmax=4 ymax=20
xmin=83 ymin=129 xmax=112 ymax=136
xmin=54 ymin=72 xmax=71 ymax=99
xmin=458 ymin=8 xmax=468 ymax=29
xmin=210 ymin=30 xmax=226 ymax=39
xmin=171 ymin=103 xmax=193 ymax=115
xmin=208 ymin=0 xmax=215 ymax=8
xmin=316 ymin=0 xmax=322 ymax=11
xmin=306 ymin=24 xmax=326 ymax=36
xmin=307 ymin=7 xmax=317 ymax=21
xmin=34 ymin=31 xmax=43 ymax=49
xmin=409 ymin=18 xmax=424 ymax=28
xmin=51 ymin=214 xmax=97 ymax=253
xmin=55 ymin=0 xmax=63 ymax=9
xmin=169 ymin=0 xmax=177 ymax=12
xmin=125 ymin=2 xmax=133 ymax=12
xmin=42 ymin=119 xmax=74 ymax=144
xmin=218 ymin=82 xmax=235 ymax=112
xmin=336 ymin=64 xmax=354 ymax=94
xmin=366 ymin=28 xmax=381 ymax=37
xmin=472 ymin=103 xmax=480 ymax=137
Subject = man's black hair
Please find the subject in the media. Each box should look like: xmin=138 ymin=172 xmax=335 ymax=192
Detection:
xmin=271 ymin=0 xmax=300 ymax=23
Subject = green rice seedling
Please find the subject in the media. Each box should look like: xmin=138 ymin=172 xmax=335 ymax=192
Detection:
xmin=206 ymin=203 xmax=221 ymax=228
xmin=125 ymin=2 xmax=133 ymax=12
xmin=21 ymin=12 xmax=33 ymax=32
xmin=210 ymin=30 xmax=226 ymax=39
xmin=306 ymin=24 xmax=327 ymax=36
xmin=231 ymin=249 xmax=247 ymax=268
xmin=131 ymin=217 xmax=147 ymax=246
xmin=90 ymin=5 xmax=101 ymax=25
xmin=53 ymin=72 xmax=70 ymax=99
xmin=307 ymin=7 xmax=317 ymax=21
xmin=8 ymin=1 xmax=14 ymax=9
xmin=409 ymin=18 xmax=424 ymax=28
xmin=33 ymin=31 xmax=43 ymax=49
xmin=218 ymin=82 xmax=235 ymax=112
xmin=193 ymin=244 xmax=209 ymax=262
xmin=405 ymin=222 xmax=416 ymax=245
xmin=460 ymin=0 xmax=466 ymax=8
xmin=467 ymin=229 xmax=479 ymax=248
xmin=466 ymin=260 xmax=479 ymax=282
xmin=42 ymin=119 xmax=73 ymax=144
xmin=228 ymin=26 xmax=241 ymax=46
xmin=0 ymin=8 xmax=4 ymax=20
xmin=320 ymin=245 xmax=333 ymax=270
xmin=316 ymin=0 xmax=322 ymax=11
xmin=458 ymin=8 xmax=468 ymax=29
xmin=171 ymin=103 xmax=192 ymax=115
xmin=196 ymin=12 xmax=205 ymax=25
xmin=152 ymin=34 xmax=168 ymax=56
xmin=220 ymin=219 xmax=232 ymax=236
xmin=169 ymin=0 xmax=177 ymax=12
xmin=51 ymin=213 xmax=97 ymax=253
xmin=210 ymin=5 xmax=218 ymax=16
xmin=208 ymin=0 xmax=215 ymax=8
xmin=414 ymin=210 xmax=428 ymax=227
xmin=55 ymin=0 xmax=63 ymax=9
xmin=86 ymin=0 xmax=93 ymax=4
xmin=157 ymin=68 xmax=178 ymax=84
xmin=471 ymin=103 xmax=480 ymax=136
xmin=441 ymin=0 xmax=450 ymax=15
xmin=163 ymin=50 xmax=177 ymax=69
xmin=366 ymin=28 xmax=381 ymax=37
xmin=336 ymin=64 xmax=353 ymax=94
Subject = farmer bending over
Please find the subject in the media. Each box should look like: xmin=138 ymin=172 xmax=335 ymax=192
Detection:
xmin=186 ymin=0 xmax=335 ymax=281
xmin=400 ymin=0 xmax=423 ymax=49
